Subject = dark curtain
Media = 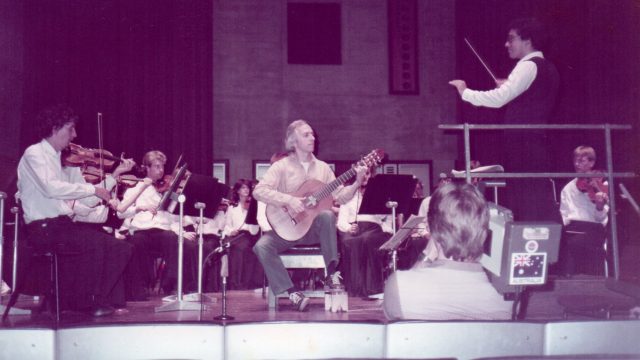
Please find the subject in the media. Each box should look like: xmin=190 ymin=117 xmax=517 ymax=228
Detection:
xmin=453 ymin=0 xmax=640 ymax=245
xmin=20 ymin=0 xmax=213 ymax=175
xmin=455 ymin=0 xmax=639 ymax=171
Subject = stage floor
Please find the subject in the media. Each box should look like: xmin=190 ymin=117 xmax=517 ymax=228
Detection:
xmin=2 ymin=274 xmax=639 ymax=329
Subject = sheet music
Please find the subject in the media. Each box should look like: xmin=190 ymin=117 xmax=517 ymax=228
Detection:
xmin=378 ymin=214 xmax=425 ymax=251
xmin=451 ymin=164 xmax=504 ymax=178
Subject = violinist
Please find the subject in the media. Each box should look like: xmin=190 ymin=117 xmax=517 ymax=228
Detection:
xmin=17 ymin=104 xmax=132 ymax=317
xmin=558 ymin=145 xmax=609 ymax=276
xmin=62 ymin=151 xmax=136 ymax=224
xmin=222 ymin=179 xmax=261 ymax=290
xmin=117 ymin=150 xmax=197 ymax=299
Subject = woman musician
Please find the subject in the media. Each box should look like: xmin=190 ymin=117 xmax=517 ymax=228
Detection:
xmin=222 ymin=179 xmax=263 ymax=290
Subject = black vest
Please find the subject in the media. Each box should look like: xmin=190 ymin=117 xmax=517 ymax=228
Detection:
xmin=503 ymin=56 xmax=559 ymax=124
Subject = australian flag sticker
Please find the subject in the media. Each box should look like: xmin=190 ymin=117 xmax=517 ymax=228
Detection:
xmin=510 ymin=252 xmax=546 ymax=285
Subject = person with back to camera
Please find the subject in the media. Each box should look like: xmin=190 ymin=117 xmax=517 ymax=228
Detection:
xmin=383 ymin=182 xmax=512 ymax=320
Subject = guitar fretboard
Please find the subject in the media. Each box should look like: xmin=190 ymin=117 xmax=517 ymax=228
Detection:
xmin=312 ymin=168 xmax=357 ymax=201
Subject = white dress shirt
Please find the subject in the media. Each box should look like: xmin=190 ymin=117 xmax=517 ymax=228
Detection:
xmin=223 ymin=204 xmax=259 ymax=236
xmin=461 ymin=51 xmax=543 ymax=108
xmin=559 ymin=178 xmax=609 ymax=226
xmin=17 ymin=140 xmax=96 ymax=223
xmin=256 ymin=201 xmax=271 ymax=232
xmin=62 ymin=166 xmax=118 ymax=223
xmin=172 ymin=210 xmax=227 ymax=236
xmin=336 ymin=190 xmax=393 ymax=234
xmin=117 ymin=182 xmax=174 ymax=232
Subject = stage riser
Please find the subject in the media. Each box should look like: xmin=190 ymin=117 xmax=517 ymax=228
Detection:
xmin=0 ymin=329 xmax=55 ymax=360
xmin=225 ymin=322 xmax=385 ymax=359
xmin=2 ymin=321 xmax=640 ymax=360
xmin=57 ymin=325 xmax=224 ymax=360
xmin=386 ymin=322 xmax=544 ymax=359
xmin=545 ymin=321 xmax=640 ymax=355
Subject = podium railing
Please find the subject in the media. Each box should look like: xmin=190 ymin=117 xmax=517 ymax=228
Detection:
xmin=439 ymin=123 xmax=635 ymax=279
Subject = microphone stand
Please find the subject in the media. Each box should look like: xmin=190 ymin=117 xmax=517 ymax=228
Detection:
xmin=0 ymin=192 xmax=30 ymax=315
xmin=214 ymin=232 xmax=234 ymax=320
xmin=155 ymin=194 xmax=201 ymax=313
xmin=181 ymin=202 xmax=216 ymax=304
xmin=386 ymin=200 xmax=399 ymax=272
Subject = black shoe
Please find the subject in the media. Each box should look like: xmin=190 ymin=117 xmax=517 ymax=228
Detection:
xmin=89 ymin=305 xmax=115 ymax=317
xmin=289 ymin=291 xmax=310 ymax=312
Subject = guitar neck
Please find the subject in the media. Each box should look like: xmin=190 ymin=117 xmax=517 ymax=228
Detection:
xmin=312 ymin=168 xmax=356 ymax=201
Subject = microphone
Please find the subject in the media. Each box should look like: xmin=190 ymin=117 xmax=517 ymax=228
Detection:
xmin=220 ymin=252 xmax=229 ymax=278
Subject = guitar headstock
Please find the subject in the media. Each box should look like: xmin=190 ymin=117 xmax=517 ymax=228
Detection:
xmin=357 ymin=149 xmax=385 ymax=168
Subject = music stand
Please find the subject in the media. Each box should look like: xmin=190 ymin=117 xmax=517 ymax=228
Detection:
xmin=157 ymin=163 xmax=190 ymax=213
xmin=156 ymin=174 xmax=228 ymax=311
xmin=359 ymin=174 xmax=416 ymax=272
xmin=181 ymin=174 xmax=229 ymax=218
xmin=379 ymin=215 xmax=425 ymax=271
xmin=168 ymin=174 xmax=229 ymax=305
xmin=359 ymin=174 xmax=417 ymax=218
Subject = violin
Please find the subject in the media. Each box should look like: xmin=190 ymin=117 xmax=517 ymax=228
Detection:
xmin=63 ymin=143 xmax=120 ymax=170
xmin=153 ymin=174 xmax=174 ymax=193
xmin=63 ymin=143 xmax=143 ymax=185
xmin=576 ymin=170 xmax=609 ymax=204
xmin=155 ymin=163 xmax=192 ymax=213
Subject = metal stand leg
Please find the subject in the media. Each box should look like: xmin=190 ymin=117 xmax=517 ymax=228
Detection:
xmin=214 ymin=248 xmax=234 ymax=320
xmin=156 ymin=195 xmax=201 ymax=313
xmin=181 ymin=202 xmax=216 ymax=303
xmin=1 ymin=194 xmax=30 ymax=317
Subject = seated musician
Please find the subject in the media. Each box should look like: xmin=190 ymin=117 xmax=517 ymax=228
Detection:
xmin=252 ymin=119 xmax=365 ymax=311
xmin=337 ymin=167 xmax=393 ymax=298
xmin=558 ymin=145 xmax=609 ymax=276
xmin=117 ymin=150 xmax=197 ymax=299
xmin=17 ymin=104 xmax=132 ymax=316
xmin=383 ymin=182 xmax=512 ymax=320
xmin=222 ymin=179 xmax=262 ymax=289
xmin=61 ymin=158 xmax=135 ymax=225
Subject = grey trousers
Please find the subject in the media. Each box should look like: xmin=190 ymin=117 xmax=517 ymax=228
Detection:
xmin=253 ymin=210 xmax=338 ymax=295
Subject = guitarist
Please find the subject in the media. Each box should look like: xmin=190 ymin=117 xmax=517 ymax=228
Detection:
xmin=252 ymin=120 xmax=366 ymax=311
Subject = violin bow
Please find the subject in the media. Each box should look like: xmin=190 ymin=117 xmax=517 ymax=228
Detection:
xmin=464 ymin=37 xmax=498 ymax=83
xmin=97 ymin=112 xmax=108 ymax=190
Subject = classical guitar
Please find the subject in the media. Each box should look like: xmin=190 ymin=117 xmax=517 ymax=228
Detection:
xmin=266 ymin=149 xmax=385 ymax=241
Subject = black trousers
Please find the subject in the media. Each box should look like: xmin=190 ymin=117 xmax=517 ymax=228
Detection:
xmin=559 ymin=221 xmax=607 ymax=276
xmin=339 ymin=222 xmax=390 ymax=297
xmin=25 ymin=216 xmax=132 ymax=310
xmin=126 ymin=228 xmax=197 ymax=294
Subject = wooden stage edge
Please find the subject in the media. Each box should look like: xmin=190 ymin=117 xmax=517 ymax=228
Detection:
xmin=1 ymin=274 xmax=640 ymax=328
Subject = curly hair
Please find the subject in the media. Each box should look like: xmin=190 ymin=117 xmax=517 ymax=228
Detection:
xmin=36 ymin=104 xmax=79 ymax=139
xmin=509 ymin=18 xmax=549 ymax=51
